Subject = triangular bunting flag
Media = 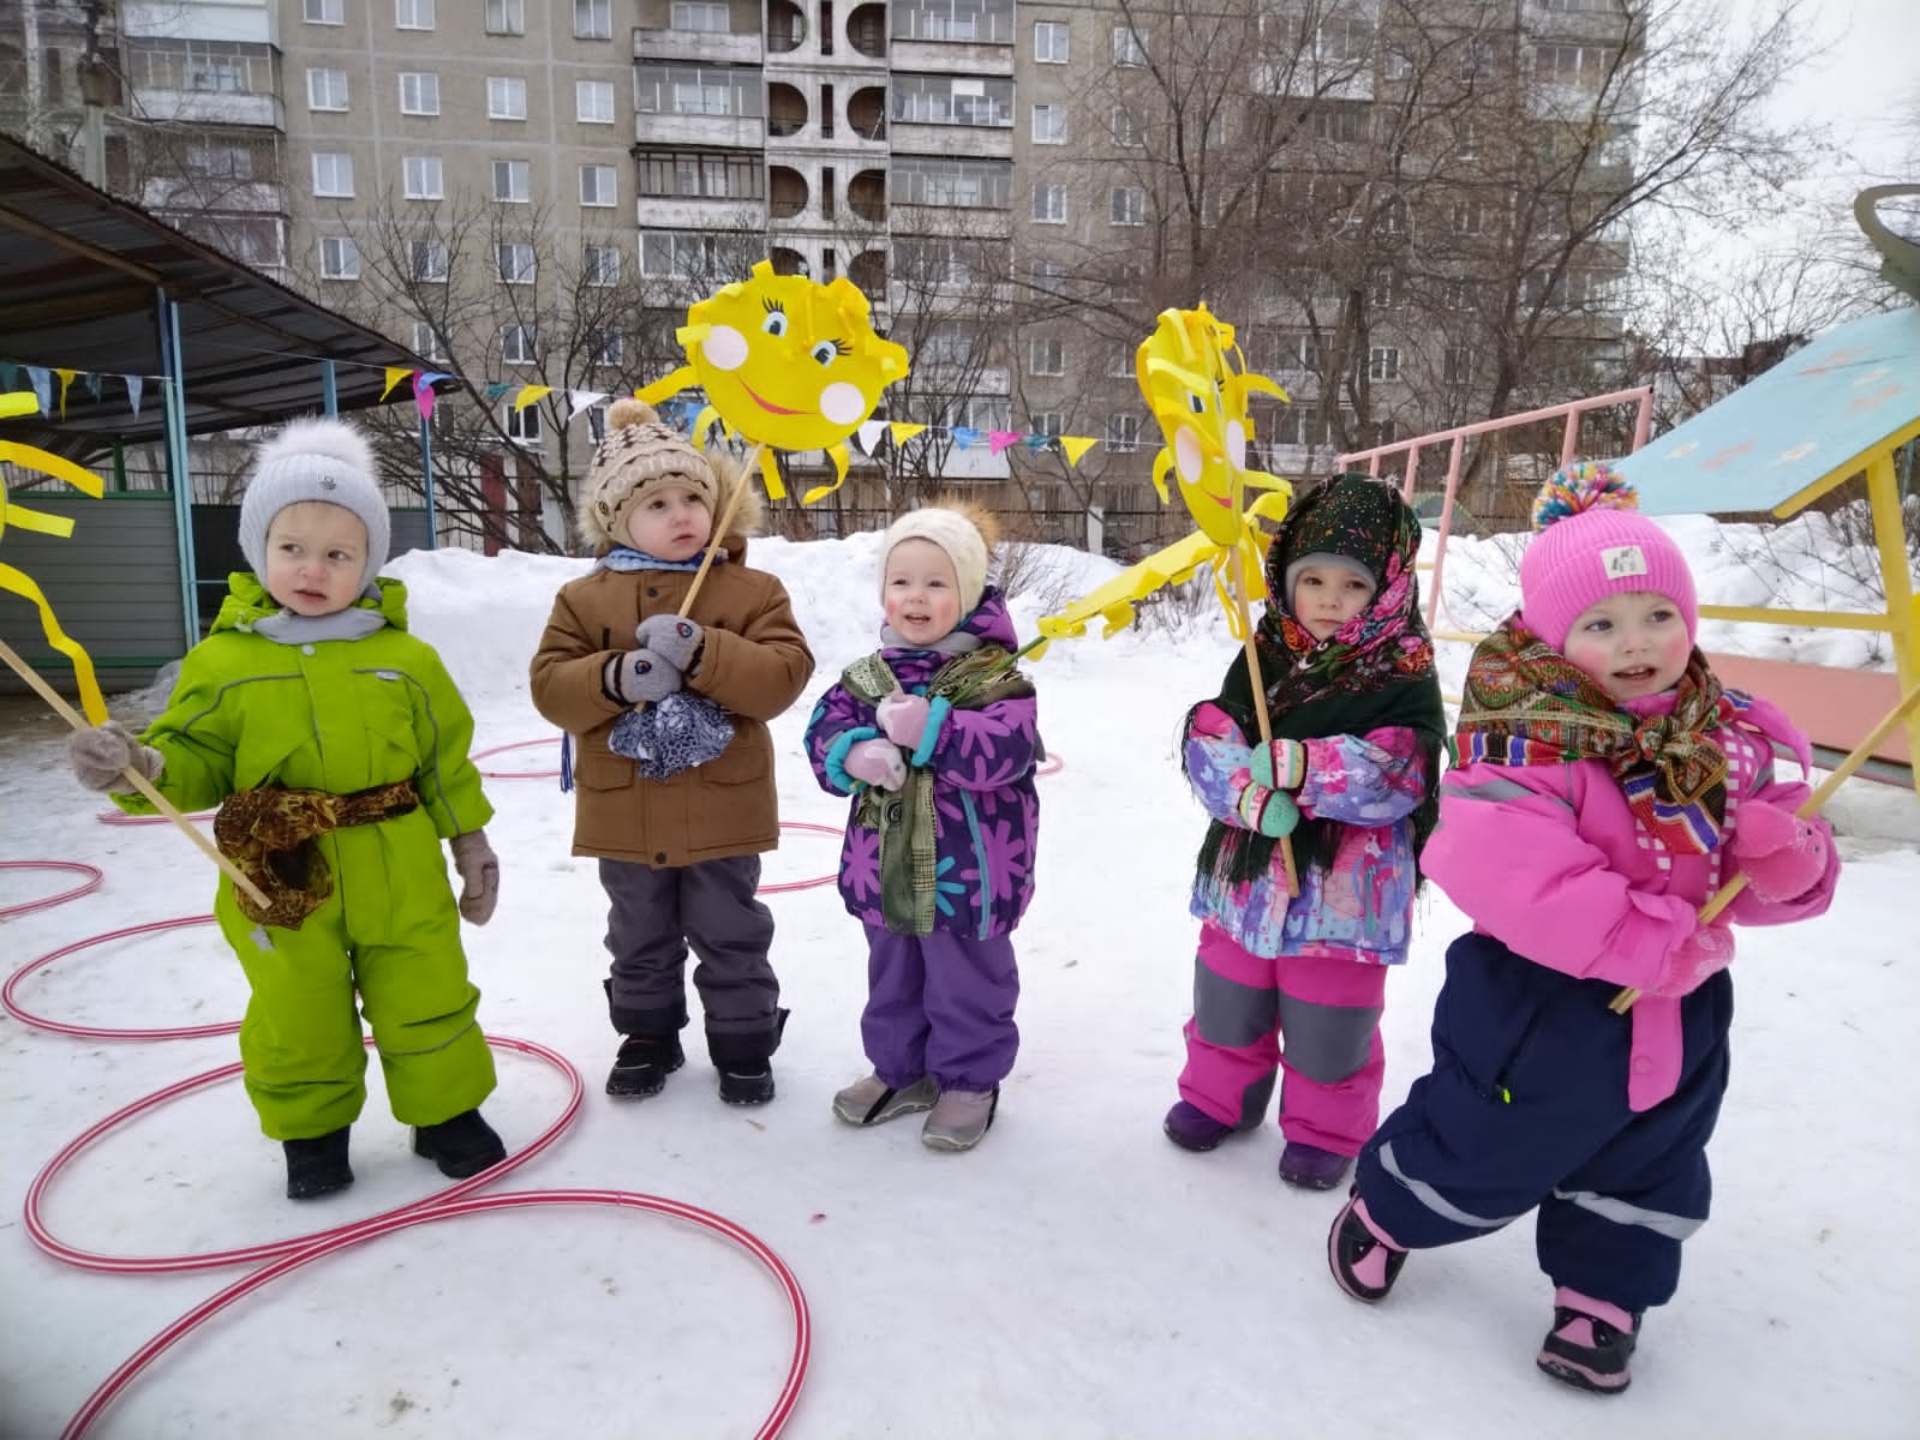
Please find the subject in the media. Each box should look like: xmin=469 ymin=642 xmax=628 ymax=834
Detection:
xmin=412 ymin=372 xmax=437 ymax=422
xmin=85 ymin=372 xmax=101 ymax=401
xmin=25 ymin=366 xmax=51 ymax=417
xmin=889 ymin=422 xmax=927 ymax=446
xmin=484 ymin=382 xmax=512 ymax=401
xmin=55 ymin=369 xmax=75 ymax=417
xmin=124 ymin=375 xmax=143 ymax=417
xmin=569 ymin=389 xmax=608 ymax=418
xmin=514 ymin=385 xmax=551 ymax=412
xmin=380 ymin=366 xmax=412 ymax=402
xmin=950 ymin=427 xmax=981 ymax=450
xmin=854 ymin=419 xmax=887 ymax=456
xmin=0 ymin=362 xmax=17 ymax=390
xmin=1023 ymin=434 xmax=1050 ymax=453
xmin=988 ymin=430 xmax=1022 ymax=455
xmin=1060 ymin=436 xmax=1100 ymax=466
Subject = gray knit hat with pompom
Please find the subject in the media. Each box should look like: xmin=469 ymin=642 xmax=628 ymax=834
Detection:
xmin=237 ymin=418 xmax=391 ymax=596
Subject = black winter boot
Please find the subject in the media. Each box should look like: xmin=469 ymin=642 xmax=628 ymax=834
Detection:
xmin=284 ymin=1126 xmax=354 ymax=1200
xmin=411 ymin=1108 xmax=506 ymax=1179
xmin=606 ymin=1033 xmax=686 ymax=1098
xmin=710 ymin=1009 xmax=788 ymax=1107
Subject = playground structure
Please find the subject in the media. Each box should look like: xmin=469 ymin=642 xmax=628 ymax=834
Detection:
xmin=1339 ymin=189 xmax=1920 ymax=800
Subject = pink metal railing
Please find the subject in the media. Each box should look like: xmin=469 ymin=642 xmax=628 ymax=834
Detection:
xmin=1337 ymin=386 xmax=1655 ymax=627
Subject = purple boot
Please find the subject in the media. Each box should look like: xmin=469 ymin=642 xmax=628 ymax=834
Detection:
xmin=1279 ymin=1141 xmax=1354 ymax=1190
xmin=1162 ymin=1100 xmax=1236 ymax=1152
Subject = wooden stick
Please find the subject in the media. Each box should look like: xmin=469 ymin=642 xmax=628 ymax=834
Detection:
xmin=1229 ymin=544 xmax=1300 ymax=898
xmin=1609 ymin=680 xmax=1920 ymax=1014
xmin=0 ymin=638 xmax=271 ymax=910
xmin=677 ymin=441 xmax=764 ymax=620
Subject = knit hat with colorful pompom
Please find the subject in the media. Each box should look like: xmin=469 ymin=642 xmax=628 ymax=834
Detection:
xmin=1518 ymin=461 xmax=1697 ymax=650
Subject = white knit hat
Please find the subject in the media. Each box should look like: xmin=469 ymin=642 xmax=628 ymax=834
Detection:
xmin=237 ymin=418 xmax=390 ymax=596
xmin=879 ymin=503 xmax=995 ymax=616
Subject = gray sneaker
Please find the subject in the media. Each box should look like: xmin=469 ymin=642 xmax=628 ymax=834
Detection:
xmin=921 ymin=1086 xmax=999 ymax=1152
xmin=833 ymin=1073 xmax=938 ymax=1126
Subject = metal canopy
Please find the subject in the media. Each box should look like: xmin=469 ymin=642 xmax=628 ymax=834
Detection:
xmin=0 ymin=135 xmax=422 ymax=456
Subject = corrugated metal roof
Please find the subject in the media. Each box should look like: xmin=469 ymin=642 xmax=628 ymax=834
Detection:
xmin=0 ymin=135 xmax=423 ymax=457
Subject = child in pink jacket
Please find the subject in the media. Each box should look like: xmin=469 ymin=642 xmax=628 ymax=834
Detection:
xmin=1327 ymin=464 xmax=1839 ymax=1395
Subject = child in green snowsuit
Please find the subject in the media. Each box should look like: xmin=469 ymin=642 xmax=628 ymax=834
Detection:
xmin=67 ymin=419 xmax=506 ymax=1200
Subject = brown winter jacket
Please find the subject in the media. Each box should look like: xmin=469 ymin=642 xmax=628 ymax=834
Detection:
xmin=528 ymin=535 xmax=814 ymax=867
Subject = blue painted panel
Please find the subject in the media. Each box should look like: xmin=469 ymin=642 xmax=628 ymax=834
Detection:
xmin=1609 ymin=306 xmax=1920 ymax=516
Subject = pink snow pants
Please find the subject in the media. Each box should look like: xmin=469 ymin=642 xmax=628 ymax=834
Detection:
xmin=1176 ymin=922 xmax=1388 ymax=1156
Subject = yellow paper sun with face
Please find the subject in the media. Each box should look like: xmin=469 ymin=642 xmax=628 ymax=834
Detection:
xmin=1038 ymin=305 xmax=1293 ymax=643
xmin=639 ymin=260 xmax=910 ymax=503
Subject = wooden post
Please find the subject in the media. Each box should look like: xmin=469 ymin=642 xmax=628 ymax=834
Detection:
xmin=1229 ymin=543 xmax=1300 ymax=897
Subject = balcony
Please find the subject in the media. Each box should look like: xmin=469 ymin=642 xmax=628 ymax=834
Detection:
xmin=635 ymin=113 xmax=766 ymax=148
xmin=890 ymin=39 xmax=1012 ymax=77
xmin=141 ymin=178 xmax=284 ymax=213
xmin=890 ymin=121 xmax=1011 ymax=160
xmin=129 ymin=86 xmax=283 ymax=128
xmin=636 ymin=195 xmax=765 ymax=231
xmin=635 ymin=27 xmax=762 ymax=64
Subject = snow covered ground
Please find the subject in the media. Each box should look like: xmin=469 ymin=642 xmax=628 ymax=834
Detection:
xmin=1 ymin=513 xmax=1915 ymax=1438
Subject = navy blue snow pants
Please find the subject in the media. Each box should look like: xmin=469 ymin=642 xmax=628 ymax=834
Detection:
xmin=1356 ymin=931 xmax=1732 ymax=1313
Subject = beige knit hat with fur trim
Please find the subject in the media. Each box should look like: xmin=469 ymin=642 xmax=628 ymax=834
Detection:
xmin=581 ymin=398 xmax=718 ymax=549
xmin=879 ymin=499 xmax=1000 ymax=616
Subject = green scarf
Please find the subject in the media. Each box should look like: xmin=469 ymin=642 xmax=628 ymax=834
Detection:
xmin=841 ymin=646 xmax=1035 ymax=936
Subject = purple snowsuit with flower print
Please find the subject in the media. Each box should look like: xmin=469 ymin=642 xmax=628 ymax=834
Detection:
xmin=803 ymin=588 xmax=1039 ymax=1091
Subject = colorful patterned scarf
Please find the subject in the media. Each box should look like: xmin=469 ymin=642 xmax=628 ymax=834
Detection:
xmin=1456 ymin=616 xmax=1736 ymax=853
xmin=1197 ymin=474 xmax=1446 ymax=888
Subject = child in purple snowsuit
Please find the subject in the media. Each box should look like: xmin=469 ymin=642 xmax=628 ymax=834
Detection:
xmin=1163 ymin=474 xmax=1446 ymax=1191
xmin=803 ymin=501 xmax=1040 ymax=1152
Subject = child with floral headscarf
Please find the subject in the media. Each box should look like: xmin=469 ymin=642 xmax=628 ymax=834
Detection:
xmin=1163 ymin=473 xmax=1446 ymax=1191
xmin=1328 ymin=463 xmax=1839 ymax=1396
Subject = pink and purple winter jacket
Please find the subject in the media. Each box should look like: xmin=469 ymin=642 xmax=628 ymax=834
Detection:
xmin=1184 ymin=702 xmax=1431 ymax=964
xmin=1423 ymin=690 xmax=1839 ymax=1110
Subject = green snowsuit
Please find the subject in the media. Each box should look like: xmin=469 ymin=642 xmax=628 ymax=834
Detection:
xmin=117 ymin=574 xmax=497 ymax=1141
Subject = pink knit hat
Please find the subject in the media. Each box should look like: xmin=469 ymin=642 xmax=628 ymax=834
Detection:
xmin=1518 ymin=463 xmax=1697 ymax=650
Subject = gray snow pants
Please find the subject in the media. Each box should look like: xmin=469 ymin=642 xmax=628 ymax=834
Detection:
xmin=600 ymin=854 xmax=783 ymax=1064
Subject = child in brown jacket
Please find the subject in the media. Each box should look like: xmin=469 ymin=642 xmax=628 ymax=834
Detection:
xmin=529 ymin=400 xmax=815 ymax=1104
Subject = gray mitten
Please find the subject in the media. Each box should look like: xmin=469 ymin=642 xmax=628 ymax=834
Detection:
xmin=68 ymin=721 xmax=163 ymax=793
xmin=448 ymin=829 xmax=500 ymax=925
xmin=605 ymin=648 xmax=683 ymax=705
xmin=635 ymin=614 xmax=703 ymax=673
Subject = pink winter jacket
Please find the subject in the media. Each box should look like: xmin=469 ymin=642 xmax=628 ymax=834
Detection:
xmin=1423 ymin=691 xmax=1838 ymax=1111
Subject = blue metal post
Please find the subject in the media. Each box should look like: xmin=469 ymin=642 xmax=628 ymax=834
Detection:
xmin=419 ymin=411 xmax=438 ymax=548
xmin=322 ymin=359 xmax=338 ymax=416
xmin=158 ymin=292 xmax=200 ymax=647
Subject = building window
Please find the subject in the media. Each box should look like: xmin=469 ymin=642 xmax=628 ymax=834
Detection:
xmin=492 ymin=159 xmax=531 ymax=202
xmin=588 ymin=328 xmax=625 ymax=366
xmin=1114 ymin=26 xmax=1147 ymax=66
xmin=577 ymin=80 xmax=615 ymax=123
xmin=892 ymin=0 xmax=1015 ymax=45
xmin=306 ymin=67 xmax=348 ymax=111
xmin=502 ymin=323 xmax=538 ymax=364
xmin=1112 ymin=106 xmax=1142 ymax=147
xmin=584 ymin=244 xmax=622 ymax=286
xmin=892 ymin=74 xmax=1014 ymax=127
xmin=639 ymin=149 xmax=764 ymax=199
xmin=1461 ymin=39 xmax=1496 ymax=81
xmin=1106 ymin=413 xmax=1141 ymax=451
xmin=574 ymin=0 xmax=612 ymax=40
xmin=1032 ymin=411 xmax=1064 ymax=438
xmin=185 ymin=144 xmax=252 ymax=179
xmin=891 ymin=156 xmax=1011 ymax=208
xmin=487 ymin=76 xmax=527 ymax=120
xmin=637 ymin=64 xmax=764 ymax=119
xmin=319 ymin=236 xmax=359 ymax=279
xmin=672 ymin=1 xmax=729 ymax=31
xmin=1106 ymin=347 xmax=1132 ymax=378
xmin=1308 ymin=108 xmax=1365 ymax=143
xmin=396 ymin=0 xmax=435 ymax=31
xmin=1113 ymin=263 xmax=1144 ymax=301
xmin=304 ymin=0 xmax=343 ymax=23
xmin=486 ymin=0 xmax=525 ymax=35
xmin=410 ymin=239 xmax=449 ymax=282
xmin=1451 ymin=201 xmax=1484 ymax=234
xmin=1368 ymin=270 xmax=1398 ymax=308
xmin=412 ymin=321 xmax=446 ymax=362
xmin=1032 ymin=183 xmax=1067 ymax=224
xmin=1367 ymin=346 xmax=1400 ymax=381
xmin=403 ymin=155 xmax=443 ymax=199
xmin=1029 ymin=337 xmax=1064 ymax=376
xmin=1445 ymin=281 xmax=1475 ymax=311
xmin=1535 ymin=43 xmax=1615 ymax=89
xmin=642 ymin=230 xmax=733 ymax=277
xmin=1443 ymin=345 xmax=1475 ymax=385
xmin=497 ymin=242 xmax=536 ymax=284
xmin=1033 ymin=21 xmax=1068 ymax=63
xmin=312 ymin=153 xmax=353 ymax=197
xmin=580 ymin=165 xmax=616 ymax=206
xmin=1029 ymin=257 xmax=1066 ymax=294
xmin=586 ymin=405 xmax=609 ymax=441
xmin=399 ymin=72 xmax=440 ymax=116
xmin=504 ymin=401 xmax=542 ymax=443
xmin=1110 ymin=186 xmax=1146 ymax=226
xmin=1031 ymin=104 xmax=1067 ymax=145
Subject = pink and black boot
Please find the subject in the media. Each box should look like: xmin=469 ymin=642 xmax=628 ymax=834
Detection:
xmin=1536 ymin=1288 xmax=1641 ymax=1394
xmin=1327 ymin=1192 xmax=1407 ymax=1302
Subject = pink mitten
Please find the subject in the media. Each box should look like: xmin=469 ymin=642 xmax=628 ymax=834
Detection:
xmin=1649 ymin=923 xmax=1734 ymax=998
xmin=1730 ymin=800 xmax=1830 ymax=902
xmin=844 ymin=737 xmax=908 ymax=792
xmin=875 ymin=691 xmax=932 ymax=749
